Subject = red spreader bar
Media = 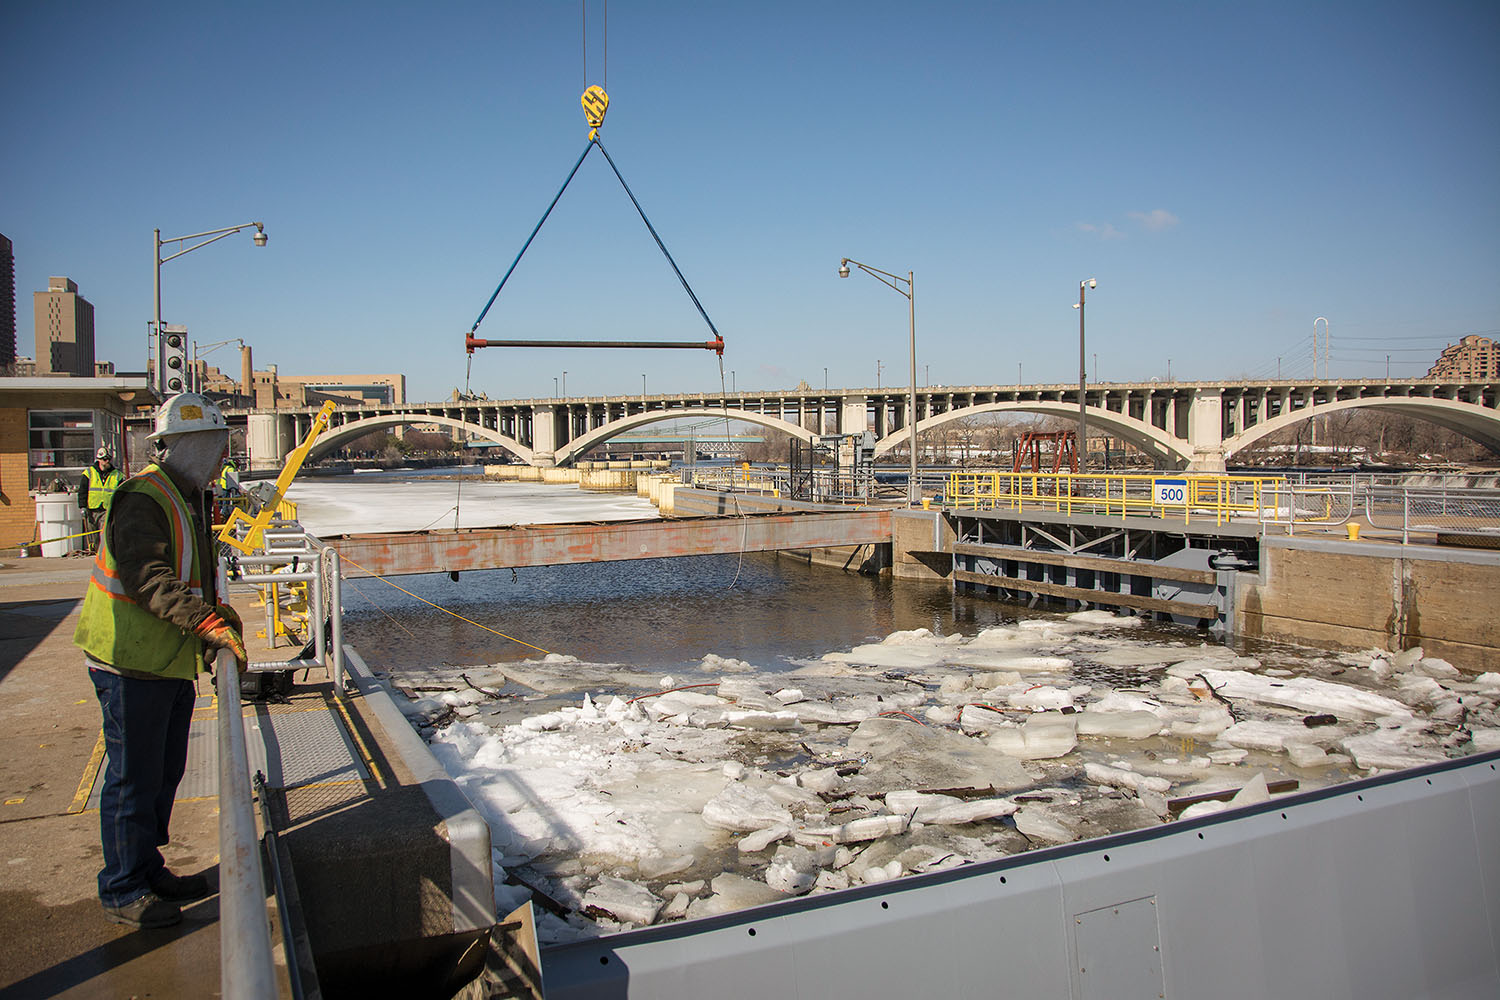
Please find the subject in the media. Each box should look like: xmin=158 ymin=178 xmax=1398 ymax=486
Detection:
xmin=466 ymin=336 xmax=724 ymax=356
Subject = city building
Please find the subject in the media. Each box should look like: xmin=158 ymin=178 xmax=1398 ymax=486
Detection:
xmin=1426 ymin=335 xmax=1498 ymax=380
xmin=0 ymin=234 xmax=15 ymax=370
xmin=237 ymin=368 xmax=406 ymax=409
xmin=33 ymin=276 xmax=95 ymax=377
xmin=0 ymin=374 xmax=155 ymax=550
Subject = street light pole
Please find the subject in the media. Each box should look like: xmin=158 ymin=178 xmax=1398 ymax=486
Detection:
xmin=562 ymin=371 xmax=567 ymax=398
xmin=154 ymin=221 xmax=266 ymax=397
xmin=1073 ymin=278 xmax=1096 ymax=473
xmin=838 ymin=257 xmax=919 ymax=505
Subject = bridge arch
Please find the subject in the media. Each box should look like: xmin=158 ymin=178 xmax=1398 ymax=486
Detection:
xmin=872 ymin=401 xmax=1188 ymax=468
xmin=1223 ymin=397 xmax=1500 ymax=460
xmin=556 ymin=408 xmax=816 ymax=466
xmin=307 ymin=414 xmax=534 ymax=465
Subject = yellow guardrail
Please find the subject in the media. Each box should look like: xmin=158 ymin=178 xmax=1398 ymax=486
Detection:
xmin=945 ymin=471 xmax=1284 ymax=526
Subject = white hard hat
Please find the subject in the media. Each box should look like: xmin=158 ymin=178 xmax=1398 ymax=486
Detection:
xmin=148 ymin=392 xmax=229 ymax=440
xmin=96 ymin=447 xmax=112 ymax=460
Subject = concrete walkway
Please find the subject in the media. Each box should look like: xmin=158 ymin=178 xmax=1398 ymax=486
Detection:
xmin=0 ymin=555 xmax=280 ymax=998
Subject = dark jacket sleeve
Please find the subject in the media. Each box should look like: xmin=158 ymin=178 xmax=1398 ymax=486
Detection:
xmin=108 ymin=492 xmax=216 ymax=632
xmin=77 ymin=473 xmax=90 ymax=510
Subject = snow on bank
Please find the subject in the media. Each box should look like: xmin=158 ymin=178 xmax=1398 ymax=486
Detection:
xmin=386 ymin=614 xmax=1498 ymax=943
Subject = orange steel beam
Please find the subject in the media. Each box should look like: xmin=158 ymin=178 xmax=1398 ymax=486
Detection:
xmin=329 ymin=510 xmax=892 ymax=578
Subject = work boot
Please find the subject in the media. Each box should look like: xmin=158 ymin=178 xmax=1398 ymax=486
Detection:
xmin=103 ymin=892 xmax=182 ymax=929
xmin=149 ymin=869 xmax=213 ymax=902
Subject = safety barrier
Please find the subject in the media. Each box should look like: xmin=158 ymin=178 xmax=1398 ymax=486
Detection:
xmin=214 ymin=648 xmax=278 ymax=1000
xmin=945 ymin=471 xmax=1283 ymax=526
xmin=222 ymin=522 xmax=347 ymax=694
xmin=1366 ymin=485 xmax=1500 ymax=544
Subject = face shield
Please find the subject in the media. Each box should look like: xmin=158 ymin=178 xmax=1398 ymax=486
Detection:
xmin=156 ymin=429 xmax=230 ymax=488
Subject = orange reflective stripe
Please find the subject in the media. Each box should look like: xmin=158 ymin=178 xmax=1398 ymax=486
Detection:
xmin=137 ymin=469 xmax=202 ymax=596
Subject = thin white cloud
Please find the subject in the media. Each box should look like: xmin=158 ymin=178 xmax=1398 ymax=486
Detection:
xmin=1075 ymin=221 xmax=1124 ymax=240
xmin=1128 ymin=209 xmax=1179 ymax=232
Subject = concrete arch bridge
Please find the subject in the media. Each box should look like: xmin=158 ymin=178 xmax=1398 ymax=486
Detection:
xmin=238 ymin=379 xmax=1498 ymax=473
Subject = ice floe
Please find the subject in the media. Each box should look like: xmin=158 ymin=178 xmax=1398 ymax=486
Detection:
xmin=399 ymin=614 xmax=1490 ymax=943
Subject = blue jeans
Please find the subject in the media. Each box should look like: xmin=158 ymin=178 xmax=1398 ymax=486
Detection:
xmin=90 ymin=667 xmax=195 ymax=907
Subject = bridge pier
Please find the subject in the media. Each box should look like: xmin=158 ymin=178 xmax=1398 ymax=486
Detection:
xmin=531 ymin=407 xmax=558 ymax=467
xmin=1186 ymin=388 xmax=1227 ymax=472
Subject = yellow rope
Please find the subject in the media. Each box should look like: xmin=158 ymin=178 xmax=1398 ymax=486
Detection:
xmin=339 ymin=553 xmax=554 ymax=655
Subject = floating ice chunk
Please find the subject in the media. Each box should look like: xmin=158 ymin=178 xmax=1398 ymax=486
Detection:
xmin=813 ymin=869 xmax=850 ymax=893
xmin=637 ymin=854 xmax=695 ymax=879
xmin=992 ymin=655 xmax=1073 ymax=672
xmin=661 ymin=893 xmax=691 ymax=921
xmin=1076 ymin=710 xmax=1163 ymax=739
xmin=1392 ymin=647 xmax=1424 ymax=670
xmin=1340 ymin=731 xmax=1446 ymax=770
xmin=1202 ymin=669 xmax=1411 ymax=721
xmin=798 ymin=769 xmax=841 ymax=795
xmin=521 ymin=712 xmax=565 ymax=732
xmin=1471 ymin=730 xmax=1500 ymax=752
xmin=1084 ymin=762 xmax=1171 ymax=795
xmin=959 ymin=705 xmax=1011 ymax=733
xmin=1395 ymin=676 xmax=1449 ymax=709
xmin=1092 ymin=647 xmax=1182 ymax=668
xmin=773 ymin=688 xmax=805 ymax=705
xmin=989 ymin=713 xmax=1078 ymax=760
xmin=800 ymin=814 xmax=910 ymax=844
xmin=1013 ymin=805 xmax=1077 ymax=844
xmin=1006 ymin=686 xmax=1073 ymax=711
xmin=1475 ymin=673 xmax=1500 ymax=694
xmin=399 ymin=696 xmax=450 ymax=725
xmin=1284 ymin=742 xmax=1333 ymax=768
xmin=722 ymin=761 xmax=747 ymax=780
xmin=685 ymin=874 xmax=788 ymax=919
xmin=1067 ymin=610 xmax=1142 ymax=628
xmin=1207 ymin=748 xmax=1248 ymax=764
xmin=700 ymin=653 xmax=755 ymax=673
xmin=455 ymin=705 xmax=480 ymax=719
xmin=701 ymin=783 xmax=794 ymax=833
xmin=738 ymin=824 xmax=792 ymax=853
xmin=765 ymin=782 xmax=824 ymax=811
xmin=582 ymin=877 xmax=662 ymax=926
xmin=722 ymin=710 xmax=801 ymax=731
xmin=916 ymin=798 xmax=1018 ymax=826
xmin=662 ymin=880 xmax=706 ymax=898
xmin=790 ymin=702 xmax=872 ymax=725
xmin=766 ymin=846 xmax=820 ymax=895
xmin=885 ymin=790 xmax=961 ymax=823
xmin=1089 ymin=691 xmax=1165 ymax=716
xmin=1169 ymin=705 xmax=1234 ymax=739
xmin=846 ymin=718 xmax=1034 ymax=791
xmin=1179 ymin=800 xmax=1228 ymax=820
xmin=1219 ymin=720 xmax=1329 ymax=753
xmin=1230 ymin=772 xmax=1271 ymax=806
xmin=1415 ymin=658 xmax=1460 ymax=679
xmin=924 ymin=705 xmax=959 ymax=725
xmin=858 ymin=863 xmax=900 ymax=881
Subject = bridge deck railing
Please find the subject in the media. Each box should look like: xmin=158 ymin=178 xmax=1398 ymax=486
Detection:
xmin=1365 ymin=486 xmax=1500 ymax=543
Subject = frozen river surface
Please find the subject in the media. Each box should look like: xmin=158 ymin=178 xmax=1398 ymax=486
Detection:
xmin=297 ymin=473 xmax=1500 ymax=943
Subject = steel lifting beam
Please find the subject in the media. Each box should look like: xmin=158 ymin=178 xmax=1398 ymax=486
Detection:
xmin=466 ymin=336 xmax=724 ymax=354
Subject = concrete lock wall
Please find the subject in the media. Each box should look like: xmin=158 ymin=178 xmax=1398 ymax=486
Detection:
xmin=1237 ymin=536 xmax=1500 ymax=673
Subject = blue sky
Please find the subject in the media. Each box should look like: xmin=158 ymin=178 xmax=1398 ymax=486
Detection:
xmin=4 ymin=1 xmax=1497 ymax=402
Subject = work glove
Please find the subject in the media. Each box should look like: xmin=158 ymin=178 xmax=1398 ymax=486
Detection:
xmin=195 ymin=611 xmax=248 ymax=671
xmin=215 ymin=602 xmax=243 ymax=635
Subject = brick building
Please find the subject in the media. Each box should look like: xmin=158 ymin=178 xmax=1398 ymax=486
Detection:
xmin=33 ymin=276 xmax=95 ymax=377
xmin=1426 ymin=335 xmax=1498 ymax=380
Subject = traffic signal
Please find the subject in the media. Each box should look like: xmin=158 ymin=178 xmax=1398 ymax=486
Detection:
xmin=161 ymin=324 xmax=187 ymax=395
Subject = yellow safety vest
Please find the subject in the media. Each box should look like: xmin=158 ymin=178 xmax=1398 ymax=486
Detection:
xmin=73 ymin=465 xmax=209 ymax=680
xmin=83 ymin=465 xmax=124 ymax=511
xmin=218 ymin=463 xmax=237 ymax=491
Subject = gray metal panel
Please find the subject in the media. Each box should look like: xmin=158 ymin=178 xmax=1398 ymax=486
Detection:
xmin=1073 ymin=897 xmax=1162 ymax=1000
xmin=343 ymin=647 xmax=495 ymax=934
xmin=542 ymin=752 xmax=1500 ymax=1000
xmin=243 ymin=706 xmax=367 ymax=789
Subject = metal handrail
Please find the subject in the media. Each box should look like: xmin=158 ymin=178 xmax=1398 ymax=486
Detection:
xmin=216 ymin=649 xmax=277 ymax=999
xmin=1365 ymin=485 xmax=1500 ymax=544
xmin=945 ymin=470 xmax=1283 ymax=525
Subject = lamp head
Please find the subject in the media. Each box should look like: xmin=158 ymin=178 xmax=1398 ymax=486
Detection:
xmin=838 ymin=260 xmax=850 ymax=279
xmin=1085 ymin=278 xmax=1096 ymax=289
xmin=252 ymin=223 xmax=267 ymax=247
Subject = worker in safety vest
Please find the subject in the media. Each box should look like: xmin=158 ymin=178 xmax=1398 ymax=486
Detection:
xmin=77 ymin=447 xmax=123 ymax=555
xmin=214 ymin=455 xmax=241 ymax=521
xmin=73 ymin=392 xmax=248 ymax=929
